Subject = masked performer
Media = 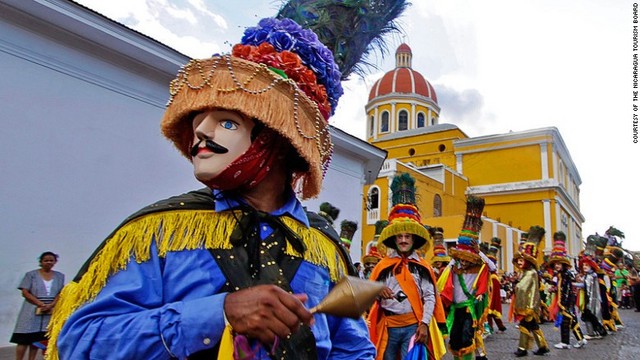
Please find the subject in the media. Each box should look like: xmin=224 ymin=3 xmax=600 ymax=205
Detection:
xmin=546 ymin=232 xmax=586 ymax=349
xmin=512 ymin=226 xmax=550 ymax=357
xmin=368 ymin=173 xmax=447 ymax=360
xmin=484 ymin=238 xmax=507 ymax=334
xmin=437 ymin=196 xmax=493 ymax=360
xmin=46 ymin=2 xmax=412 ymax=358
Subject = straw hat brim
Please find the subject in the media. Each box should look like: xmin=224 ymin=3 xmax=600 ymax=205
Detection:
xmin=512 ymin=253 xmax=539 ymax=270
xmin=161 ymin=56 xmax=331 ymax=199
xmin=449 ymin=247 xmax=483 ymax=264
xmin=431 ymin=256 xmax=451 ymax=265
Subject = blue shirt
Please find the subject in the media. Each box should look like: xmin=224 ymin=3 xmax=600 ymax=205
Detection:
xmin=57 ymin=189 xmax=375 ymax=359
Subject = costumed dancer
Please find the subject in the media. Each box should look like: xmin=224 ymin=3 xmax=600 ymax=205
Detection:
xmin=339 ymin=219 xmax=358 ymax=252
xmin=437 ymin=195 xmax=494 ymax=360
xmin=46 ymin=1 xmax=413 ymax=358
xmin=485 ymin=238 xmax=507 ymax=334
xmin=578 ymin=236 xmax=608 ymax=340
xmin=601 ymin=244 xmax=625 ymax=329
xmin=430 ymin=227 xmax=451 ymax=280
xmin=546 ymin=231 xmax=587 ymax=350
xmin=591 ymin=235 xmax=617 ymax=333
xmin=368 ymin=173 xmax=447 ymax=360
xmin=512 ymin=226 xmax=550 ymax=357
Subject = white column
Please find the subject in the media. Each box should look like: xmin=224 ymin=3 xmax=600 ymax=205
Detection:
xmin=391 ymin=102 xmax=396 ymax=133
xmin=540 ymin=142 xmax=549 ymax=180
xmin=506 ymin=230 xmax=514 ymax=273
xmin=543 ymin=199 xmax=552 ymax=253
xmin=373 ymin=107 xmax=379 ymax=140
xmin=411 ymin=103 xmax=416 ymax=129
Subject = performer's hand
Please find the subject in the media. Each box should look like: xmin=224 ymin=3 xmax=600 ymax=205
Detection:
xmin=379 ymin=287 xmax=394 ymax=299
xmin=415 ymin=322 xmax=429 ymax=344
xmin=223 ymin=285 xmax=313 ymax=345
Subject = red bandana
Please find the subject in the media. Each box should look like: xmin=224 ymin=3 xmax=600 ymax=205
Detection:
xmin=203 ymin=129 xmax=282 ymax=191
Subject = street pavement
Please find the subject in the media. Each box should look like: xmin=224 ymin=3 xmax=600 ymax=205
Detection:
xmin=1 ymin=307 xmax=638 ymax=359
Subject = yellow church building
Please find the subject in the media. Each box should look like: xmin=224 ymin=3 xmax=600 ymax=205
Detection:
xmin=361 ymin=44 xmax=584 ymax=272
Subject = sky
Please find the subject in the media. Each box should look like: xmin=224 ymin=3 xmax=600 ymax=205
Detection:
xmin=73 ymin=0 xmax=636 ymax=250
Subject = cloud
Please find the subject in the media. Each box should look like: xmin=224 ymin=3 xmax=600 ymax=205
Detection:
xmin=435 ymin=84 xmax=495 ymax=135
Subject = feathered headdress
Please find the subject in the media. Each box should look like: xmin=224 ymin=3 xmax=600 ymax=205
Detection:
xmin=547 ymin=231 xmax=571 ymax=268
xmin=277 ymin=0 xmax=410 ymax=80
xmin=582 ymin=234 xmax=603 ymax=272
xmin=339 ymin=219 xmax=358 ymax=250
xmin=379 ymin=173 xmax=430 ymax=251
xmin=318 ymin=201 xmax=340 ymax=225
xmin=449 ymin=195 xmax=485 ymax=264
xmin=161 ymin=0 xmax=409 ymax=199
xmin=605 ymin=226 xmax=625 ymax=247
xmin=513 ymin=225 xmax=545 ymax=269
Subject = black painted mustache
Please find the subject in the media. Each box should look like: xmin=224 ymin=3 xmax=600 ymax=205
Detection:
xmin=190 ymin=139 xmax=229 ymax=156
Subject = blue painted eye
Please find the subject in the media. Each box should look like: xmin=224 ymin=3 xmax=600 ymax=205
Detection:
xmin=221 ymin=120 xmax=238 ymax=130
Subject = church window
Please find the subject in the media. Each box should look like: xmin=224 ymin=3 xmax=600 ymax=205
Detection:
xmin=433 ymin=194 xmax=442 ymax=217
xmin=381 ymin=112 xmax=389 ymax=132
xmin=369 ymin=115 xmax=374 ymax=137
xmin=417 ymin=112 xmax=425 ymax=128
xmin=398 ymin=110 xmax=408 ymax=131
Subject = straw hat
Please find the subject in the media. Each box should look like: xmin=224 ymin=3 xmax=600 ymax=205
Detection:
xmin=513 ymin=226 xmax=545 ymax=269
xmin=161 ymin=17 xmax=344 ymax=199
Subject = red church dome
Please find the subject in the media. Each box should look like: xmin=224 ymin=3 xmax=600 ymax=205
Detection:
xmin=368 ymin=44 xmax=437 ymax=103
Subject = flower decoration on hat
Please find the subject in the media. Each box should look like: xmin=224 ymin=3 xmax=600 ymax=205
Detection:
xmin=513 ymin=225 xmax=545 ymax=269
xmin=378 ymin=173 xmax=430 ymax=252
xmin=339 ymin=219 xmax=358 ymax=251
xmin=429 ymin=227 xmax=450 ymax=265
xmin=449 ymin=195 xmax=485 ymax=264
xmin=546 ymin=231 xmax=571 ymax=268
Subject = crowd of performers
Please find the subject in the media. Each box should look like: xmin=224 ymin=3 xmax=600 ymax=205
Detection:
xmin=358 ymin=176 xmax=636 ymax=360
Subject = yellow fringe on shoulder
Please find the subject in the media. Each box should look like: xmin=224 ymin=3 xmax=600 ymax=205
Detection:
xmin=46 ymin=210 xmax=347 ymax=360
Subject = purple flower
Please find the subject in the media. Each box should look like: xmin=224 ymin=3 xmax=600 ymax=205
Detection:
xmin=257 ymin=17 xmax=277 ymax=29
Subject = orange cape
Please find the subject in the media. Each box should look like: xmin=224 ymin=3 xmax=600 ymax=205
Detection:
xmin=367 ymin=256 xmax=446 ymax=359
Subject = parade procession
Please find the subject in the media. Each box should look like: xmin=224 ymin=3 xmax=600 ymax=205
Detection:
xmin=2 ymin=0 xmax=638 ymax=359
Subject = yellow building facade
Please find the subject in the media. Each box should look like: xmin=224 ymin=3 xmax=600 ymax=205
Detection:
xmin=361 ymin=44 xmax=584 ymax=272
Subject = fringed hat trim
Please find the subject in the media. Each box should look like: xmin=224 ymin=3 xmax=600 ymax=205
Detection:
xmin=431 ymin=255 xmax=452 ymax=265
xmin=46 ymin=209 xmax=347 ymax=360
xmin=161 ymin=55 xmax=332 ymax=199
xmin=449 ymin=247 xmax=483 ymax=264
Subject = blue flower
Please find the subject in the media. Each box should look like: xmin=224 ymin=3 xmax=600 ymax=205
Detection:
xmin=268 ymin=30 xmax=296 ymax=52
